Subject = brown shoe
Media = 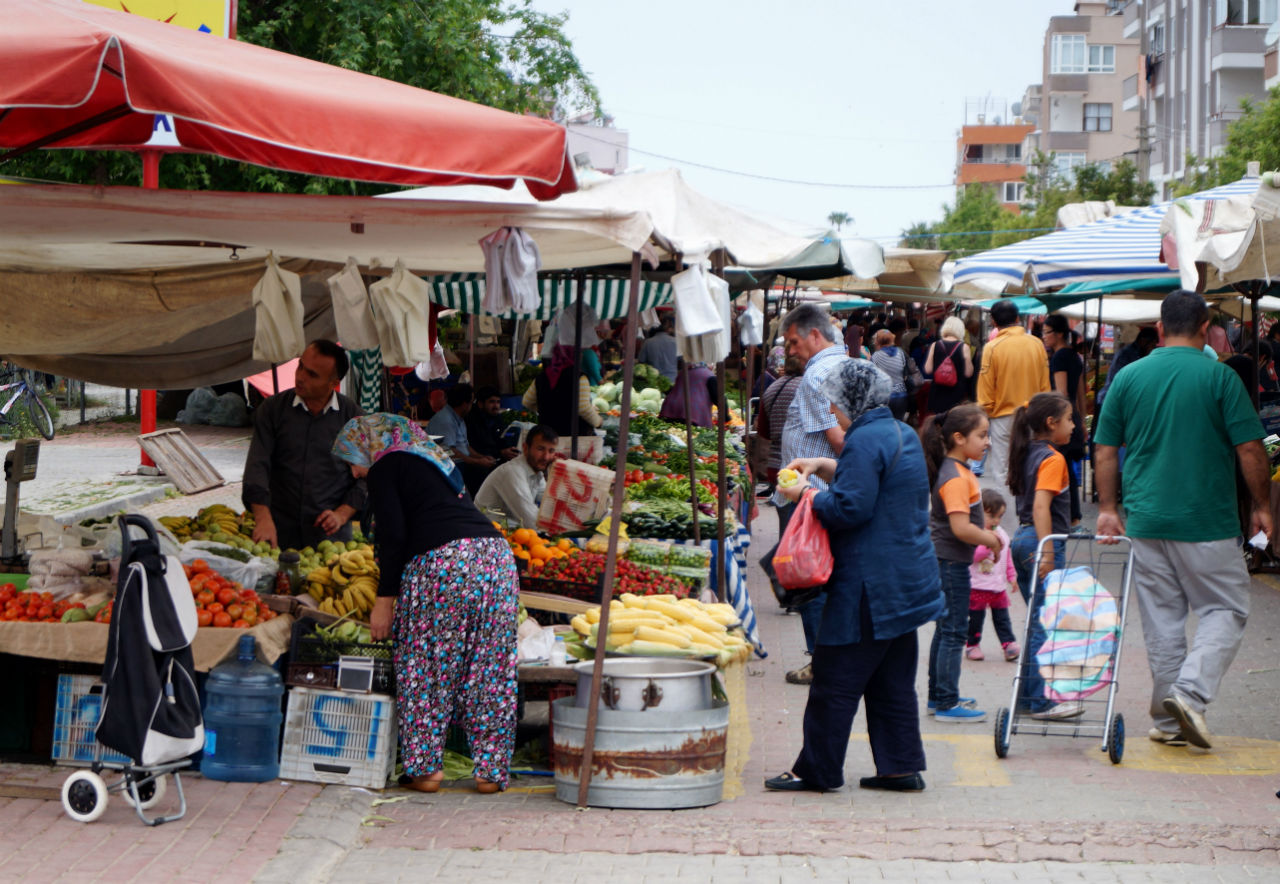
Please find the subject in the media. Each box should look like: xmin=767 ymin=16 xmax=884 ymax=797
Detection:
xmin=404 ymin=772 xmax=443 ymax=793
xmin=474 ymin=778 xmax=501 ymax=794
xmin=785 ymin=663 xmax=813 ymax=685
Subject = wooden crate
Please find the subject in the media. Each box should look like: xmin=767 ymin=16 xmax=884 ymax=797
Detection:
xmin=137 ymin=428 xmax=225 ymax=493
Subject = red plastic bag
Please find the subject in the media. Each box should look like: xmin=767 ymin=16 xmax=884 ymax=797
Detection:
xmin=773 ymin=490 xmax=833 ymax=590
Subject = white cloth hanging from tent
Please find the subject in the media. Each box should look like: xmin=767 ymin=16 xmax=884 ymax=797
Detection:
xmin=368 ymin=259 xmax=434 ymax=367
xmin=250 ymin=253 xmax=306 ymax=364
xmin=326 ymin=257 xmax=380 ymax=350
xmin=480 ymin=227 xmax=542 ymax=314
xmin=739 ymin=303 xmax=764 ymax=347
xmin=414 ymin=340 xmax=451 ymax=381
xmin=674 ymin=265 xmax=730 ymax=364
xmin=1161 ymin=196 xmax=1261 ymax=289
xmin=543 ymin=301 xmax=601 ymax=348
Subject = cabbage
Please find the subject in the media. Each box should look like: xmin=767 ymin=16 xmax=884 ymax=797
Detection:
xmin=592 ymin=397 xmax=610 ymax=412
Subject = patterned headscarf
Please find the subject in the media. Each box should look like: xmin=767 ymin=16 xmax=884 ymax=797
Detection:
xmin=820 ymin=358 xmax=892 ymax=422
xmin=332 ymin=413 xmax=464 ymax=494
xmin=766 ymin=345 xmax=786 ymax=376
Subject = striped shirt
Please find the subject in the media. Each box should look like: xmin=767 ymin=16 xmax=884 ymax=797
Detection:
xmin=774 ymin=344 xmax=849 ymax=505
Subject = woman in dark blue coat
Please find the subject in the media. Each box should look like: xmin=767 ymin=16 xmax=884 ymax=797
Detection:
xmin=765 ymin=359 xmax=944 ymax=793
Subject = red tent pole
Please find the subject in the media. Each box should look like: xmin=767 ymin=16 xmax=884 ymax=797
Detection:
xmin=138 ymin=149 xmax=161 ymax=470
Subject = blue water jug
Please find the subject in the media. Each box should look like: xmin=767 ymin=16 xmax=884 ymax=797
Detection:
xmin=201 ymin=634 xmax=284 ymax=782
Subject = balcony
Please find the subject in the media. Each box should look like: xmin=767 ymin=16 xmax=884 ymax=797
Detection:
xmin=1122 ymin=0 xmax=1139 ymax=35
xmin=1267 ymin=46 xmax=1280 ymax=89
xmin=1211 ymin=25 xmax=1267 ymax=69
xmin=1047 ymin=73 xmax=1090 ymax=93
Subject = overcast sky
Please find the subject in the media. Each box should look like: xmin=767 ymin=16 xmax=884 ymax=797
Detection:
xmin=533 ymin=0 xmax=1077 ymax=245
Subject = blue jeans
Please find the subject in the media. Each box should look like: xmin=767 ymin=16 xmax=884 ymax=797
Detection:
xmin=927 ymin=559 xmax=972 ymax=711
xmin=799 ymin=593 xmax=827 ymax=655
xmin=1011 ymin=525 xmax=1065 ymax=712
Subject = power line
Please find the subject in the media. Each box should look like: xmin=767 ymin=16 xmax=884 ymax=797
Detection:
xmin=569 ymin=129 xmax=957 ymax=190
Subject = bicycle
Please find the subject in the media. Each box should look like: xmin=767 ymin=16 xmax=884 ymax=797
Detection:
xmin=0 ymin=369 xmax=54 ymax=440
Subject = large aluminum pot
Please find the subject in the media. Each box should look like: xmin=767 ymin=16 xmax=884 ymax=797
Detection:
xmin=572 ymin=658 xmax=715 ymax=712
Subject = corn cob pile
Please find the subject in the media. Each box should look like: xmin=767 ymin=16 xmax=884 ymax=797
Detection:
xmin=570 ymin=592 xmax=750 ymax=667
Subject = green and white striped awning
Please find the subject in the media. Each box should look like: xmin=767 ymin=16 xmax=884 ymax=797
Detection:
xmin=426 ymin=274 xmax=672 ymax=320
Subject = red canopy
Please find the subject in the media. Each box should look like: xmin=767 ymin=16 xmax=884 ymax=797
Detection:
xmin=0 ymin=0 xmax=576 ymax=198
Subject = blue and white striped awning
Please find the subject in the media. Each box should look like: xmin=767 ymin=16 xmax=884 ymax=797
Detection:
xmin=425 ymin=274 xmax=672 ymax=320
xmin=953 ymin=178 xmax=1261 ymax=293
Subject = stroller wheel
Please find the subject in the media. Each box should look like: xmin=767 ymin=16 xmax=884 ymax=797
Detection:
xmin=1107 ymin=713 xmax=1125 ymax=765
xmin=122 ymin=774 xmax=167 ymax=811
xmin=61 ymin=771 xmax=109 ymax=823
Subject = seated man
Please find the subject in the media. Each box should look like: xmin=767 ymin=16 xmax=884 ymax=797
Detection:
xmin=426 ymin=383 xmax=495 ymax=495
xmin=466 ymin=385 xmax=520 ymax=462
xmin=474 ymin=425 xmax=559 ymax=528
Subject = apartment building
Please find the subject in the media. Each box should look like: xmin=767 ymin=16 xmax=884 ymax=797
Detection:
xmin=1034 ymin=2 xmax=1142 ymax=184
xmin=1122 ymin=0 xmax=1275 ymax=196
xmin=955 ymin=121 xmax=1037 ymax=211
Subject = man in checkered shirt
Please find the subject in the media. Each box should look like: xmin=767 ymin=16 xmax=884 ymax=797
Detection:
xmin=769 ymin=303 xmax=850 ymax=685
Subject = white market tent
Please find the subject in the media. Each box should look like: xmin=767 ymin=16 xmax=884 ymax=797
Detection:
xmin=0 ymin=181 xmax=655 ymax=386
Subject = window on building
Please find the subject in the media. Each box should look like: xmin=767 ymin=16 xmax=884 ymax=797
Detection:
xmin=1221 ymin=0 xmax=1279 ymax=24
xmin=1002 ymin=182 xmax=1026 ymax=203
xmin=1084 ymin=103 xmax=1113 ymax=132
xmin=1051 ymin=34 xmax=1086 ymax=73
xmin=1052 ymin=152 xmax=1088 ymax=183
xmin=1150 ymin=22 xmax=1165 ymax=54
xmin=1088 ymin=44 xmax=1116 ymax=72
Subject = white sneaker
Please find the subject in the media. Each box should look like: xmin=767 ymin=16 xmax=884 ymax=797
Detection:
xmin=1162 ymin=694 xmax=1211 ymax=749
xmin=1028 ymin=701 xmax=1084 ymax=721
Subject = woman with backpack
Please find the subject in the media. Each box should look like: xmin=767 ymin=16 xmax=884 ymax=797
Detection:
xmin=924 ymin=316 xmax=974 ymax=418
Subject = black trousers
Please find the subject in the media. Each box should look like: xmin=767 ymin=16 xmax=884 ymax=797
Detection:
xmin=790 ymin=600 xmax=927 ymax=790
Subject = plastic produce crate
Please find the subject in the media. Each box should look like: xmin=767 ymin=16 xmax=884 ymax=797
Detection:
xmin=51 ymin=675 xmax=132 ymax=767
xmin=287 ymin=618 xmax=395 ymax=694
xmin=279 ymin=687 xmax=397 ymax=788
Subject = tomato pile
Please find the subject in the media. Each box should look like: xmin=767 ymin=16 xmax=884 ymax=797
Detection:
xmin=535 ymin=552 xmax=691 ymax=598
xmin=622 ymin=469 xmax=658 ymax=487
xmin=0 ymin=583 xmax=89 ymax=622
xmin=185 ymin=559 xmax=277 ymax=628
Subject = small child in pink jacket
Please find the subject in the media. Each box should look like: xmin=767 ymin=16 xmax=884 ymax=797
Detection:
xmin=966 ymin=489 xmax=1020 ymax=662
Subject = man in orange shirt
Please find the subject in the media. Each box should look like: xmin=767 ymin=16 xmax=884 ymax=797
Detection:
xmin=977 ymin=300 xmax=1050 ymax=485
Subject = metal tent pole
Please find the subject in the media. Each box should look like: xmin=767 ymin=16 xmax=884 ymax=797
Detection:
xmin=681 ymin=361 xmax=700 ymax=544
xmin=569 ymin=279 xmax=586 ymax=462
xmin=576 ymin=252 xmax=643 ymax=808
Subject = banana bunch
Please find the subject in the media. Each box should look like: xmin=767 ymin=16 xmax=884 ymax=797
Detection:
xmin=199 ymin=503 xmax=245 ymax=538
xmin=304 ymin=547 xmax=380 ymax=620
xmin=158 ymin=515 xmax=197 ymax=541
xmin=570 ymin=593 xmax=750 ymax=667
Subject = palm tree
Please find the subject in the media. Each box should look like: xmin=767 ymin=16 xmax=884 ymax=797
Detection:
xmin=827 ymin=211 xmax=852 ymax=231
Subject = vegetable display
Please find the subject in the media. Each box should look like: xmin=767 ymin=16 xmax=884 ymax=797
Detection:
xmin=568 ymin=593 xmax=749 ymax=667
xmin=535 ymin=551 xmax=693 ymax=598
xmin=185 ymin=559 xmax=278 ymax=628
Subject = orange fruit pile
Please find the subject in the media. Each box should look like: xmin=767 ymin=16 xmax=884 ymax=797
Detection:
xmin=499 ymin=525 xmax=577 ymax=569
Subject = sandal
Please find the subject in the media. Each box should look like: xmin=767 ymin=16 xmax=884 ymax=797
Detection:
xmin=403 ymin=772 xmax=444 ymax=793
xmin=474 ymin=778 xmax=501 ymax=794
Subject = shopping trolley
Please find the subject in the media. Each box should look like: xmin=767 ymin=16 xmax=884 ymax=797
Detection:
xmin=994 ymin=534 xmax=1135 ymax=764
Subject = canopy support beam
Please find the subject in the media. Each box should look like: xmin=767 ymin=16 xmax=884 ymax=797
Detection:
xmin=576 ymin=251 xmax=643 ymax=809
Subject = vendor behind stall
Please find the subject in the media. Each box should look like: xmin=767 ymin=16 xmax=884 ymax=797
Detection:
xmin=522 ymin=345 xmax=603 ymax=439
xmin=427 ymin=383 xmax=496 ymax=495
xmin=467 ymin=386 xmax=520 ymax=462
xmin=242 ymin=340 xmax=367 ymax=551
xmin=474 ymin=425 xmax=559 ymax=528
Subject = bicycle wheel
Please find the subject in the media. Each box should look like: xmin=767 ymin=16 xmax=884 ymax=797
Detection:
xmin=26 ymin=390 xmax=54 ymax=440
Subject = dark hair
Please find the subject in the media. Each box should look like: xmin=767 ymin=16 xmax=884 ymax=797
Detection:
xmin=309 ymin=339 xmax=348 ymax=382
xmin=1135 ymin=326 xmax=1159 ymax=345
xmin=781 ymin=303 xmax=836 ymax=343
xmin=1007 ymin=392 xmax=1072 ymax=497
xmin=783 ymin=355 xmax=805 ymax=377
xmin=525 ymin=424 xmax=559 ymax=447
xmin=446 ymin=383 xmax=473 ymax=408
xmin=922 ymin=404 xmax=988 ymax=487
xmin=474 ymin=385 xmax=500 ymax=403
xmin=1044 ymin=314 xmax=1070 ymax=337
xmin=981 ymin=487 xmax=1007 ymax=515
xmin=990 ymin=299 xmax=1019 ymax=328
xmin=1160 ymin=290 xmax=1209 ymax=338
xmin=888 ymin=317 xmax=907 ymax=336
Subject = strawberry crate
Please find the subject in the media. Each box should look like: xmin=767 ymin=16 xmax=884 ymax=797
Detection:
xmin=51 ymin=675 xmax=132 ymax=767
xmin=518 ymin=574 xmax=603 ymax=603
xmin=279 ymin=687 xmax=397 ymax=789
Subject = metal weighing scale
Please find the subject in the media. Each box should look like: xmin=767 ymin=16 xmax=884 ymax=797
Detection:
xmin=2 ymin=439 xmax=39 ymax=565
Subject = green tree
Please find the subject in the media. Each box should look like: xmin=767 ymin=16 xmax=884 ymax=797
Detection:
xmin=826 ymin=211 xmax=852 ymax=231
xmin=1174 ymin=86 xmax=1280 ymax=194
xmin=2 ymin=0 xmax=599 ymax=193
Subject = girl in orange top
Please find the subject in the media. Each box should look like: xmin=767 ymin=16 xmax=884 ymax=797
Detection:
xmin=1007 ymin=392 xmax=1080 ymax=720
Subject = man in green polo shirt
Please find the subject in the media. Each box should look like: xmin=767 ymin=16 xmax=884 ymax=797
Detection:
xmin=1095 ymin=290 xmax=1271 ymax=752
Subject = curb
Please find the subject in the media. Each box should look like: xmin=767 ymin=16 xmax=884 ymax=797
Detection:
xmin=46 ymin=482 xmax=175 ymax=525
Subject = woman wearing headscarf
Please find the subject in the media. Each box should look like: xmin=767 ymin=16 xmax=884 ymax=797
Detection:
xmin=765 ymin=361 xmax=944 ymax=794
xmin=332 ymin=414 xmax=519 ymax=795
xmin=522 ymin=345 xmax=603 ymax=438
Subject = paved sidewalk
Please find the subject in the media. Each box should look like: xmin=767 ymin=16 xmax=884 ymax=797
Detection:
xmin=4 ymin=432 xmax=1280 ymax=882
